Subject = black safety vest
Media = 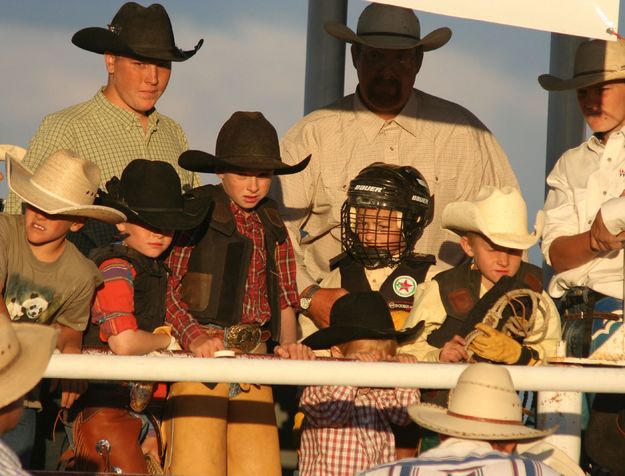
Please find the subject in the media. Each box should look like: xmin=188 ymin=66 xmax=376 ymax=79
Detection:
xmin=84 ymin=244 xmax=169 ymax=347
xmin=180 ymin=185 xmax=286 ymax=340
xmin=330 ymin=253 xmax=435 ymax=312
xmin=426 ymin=261 xmax=543 ymax=348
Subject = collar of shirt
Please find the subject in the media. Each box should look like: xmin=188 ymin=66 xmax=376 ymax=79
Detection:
xmin=229 ymin=200 xmax=262 ymax=228
xmin=95 ymin=87 xmax=160 ymax=132
xmin=353 ymin=89 xmax=419 ymax=143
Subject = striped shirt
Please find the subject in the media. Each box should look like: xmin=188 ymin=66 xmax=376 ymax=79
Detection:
xmin=299 ymin=385 xmax=419 ymax=476
xmin=358 ymin=438 xmax=560 ymax=475
xmin=0 ymin=439 xmax=29 ymax=476
xmin=277 ymin=89 xmax=518 ymax=290
xmin=5 ymin=89 xmax=199 ymax=249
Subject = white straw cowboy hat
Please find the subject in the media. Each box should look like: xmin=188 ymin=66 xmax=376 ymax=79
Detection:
xmin=0 ymin=144 xmax=26 ymax=162
xmin=0 ymin=319 xmax=58 ymax=408
xmin=442 ymin=186 xmax=544 ymax=250
xmin=409 ymin=363 xmax=556 ymax=440
xmin=325 ymin=3 xmax=451 ymax=51
xmin=7 ymin=149 xmax=126 ymax=224
xmin=517 ymin=441 xmax=585 ymax=476
xmin=539 ymin=39 xmax=625 ymax=91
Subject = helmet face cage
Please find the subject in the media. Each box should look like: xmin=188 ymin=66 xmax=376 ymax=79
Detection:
xmin=341 ymin=163 xmax=432 ymax=269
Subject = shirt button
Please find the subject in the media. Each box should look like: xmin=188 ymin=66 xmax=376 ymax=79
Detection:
xmin=389 ymin=146 xmax=394 ymax=151
xmin=603 ymin=190 xmax=608 ymax=195
xmin=608 ymin=157 xmax=613 ymax=162
xmin=588 ymin=220 xmax=592 ymax=225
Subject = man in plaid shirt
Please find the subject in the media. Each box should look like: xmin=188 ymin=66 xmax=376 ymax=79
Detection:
xmin=162 ymin=111 xmax=313 ymax=476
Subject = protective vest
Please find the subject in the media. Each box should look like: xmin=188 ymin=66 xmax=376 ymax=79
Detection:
xmin=330 ymin=253 xmax=435 ymax=312
xmin=426 ymin=261 xmax=543 ymax=348
xmin=84 ymin=244 xmax=169 ymax=347
xmin=180 ymin=185 xmax=286 ymax=340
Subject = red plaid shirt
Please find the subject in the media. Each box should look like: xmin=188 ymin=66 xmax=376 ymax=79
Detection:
xmin=165 ymin=198 xmax=299 ymax=350
xmin=299 ymin=385 xmax=419 ymax=476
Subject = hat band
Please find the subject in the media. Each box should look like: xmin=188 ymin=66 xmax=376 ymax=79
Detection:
xmin=574 ymin=67 xmax=625 ymax=77
xmin=359 ymin=31 xmax=420 ymax=41
xmin=446 ymin=410 xmax=524 ymax=426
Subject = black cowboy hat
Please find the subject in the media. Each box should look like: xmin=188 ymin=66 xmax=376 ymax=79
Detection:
xmin=179 ymin=111 xmax=310 ymax=175
xmin=98 ymin=159 xmax=211 ymax=231
xmin=72 ymin=2 xmax=202 ymax=62
xmin=302 ymin=291 xmax=424 ymax=350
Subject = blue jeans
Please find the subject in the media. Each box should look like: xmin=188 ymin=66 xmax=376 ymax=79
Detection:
xmin=1 ymin=407 xmax=36 ymax=468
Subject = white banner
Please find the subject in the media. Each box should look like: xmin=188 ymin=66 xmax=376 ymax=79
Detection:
xmin=375 ymin=0 xmax=620 ymax=40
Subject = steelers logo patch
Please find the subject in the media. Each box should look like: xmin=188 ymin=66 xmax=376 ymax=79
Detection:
xmin=393 ymin=275 xmax=417 ymax=298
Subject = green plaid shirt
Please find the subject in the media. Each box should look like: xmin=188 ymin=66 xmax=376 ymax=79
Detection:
xmin=5 ymin=88 xmax=199 ymax=252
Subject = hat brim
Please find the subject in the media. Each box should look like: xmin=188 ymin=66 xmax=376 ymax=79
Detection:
xmin=98 ymin=192 xmax=212 ymax=231
xmin=302 ymin=320 xmax=424 ymax=350
xmin=179 ymin=150 xmax=311 ymax=176
xmin=408 ymin=403 xmax=556 ymax=441
xmin=517 ymin=441 xmax=585 ymax=476
xmin=0 ymin=324 xmax=58 ymax=408
xmin=443 ymin=205 xmax=544 ymax=250
xmin=324 ymin=22 xmax=451 ymax=51
xmin=7 ymin=157 xmax=126 ymax=225
xmin=538 ymin=70 xmax=625 ymax=91
xmin=72 ymin=28 xmax=202 ymax=62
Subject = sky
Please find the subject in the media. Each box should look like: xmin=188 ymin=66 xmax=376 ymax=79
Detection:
xmin=1 ymin=0 xmax=623 ymax=263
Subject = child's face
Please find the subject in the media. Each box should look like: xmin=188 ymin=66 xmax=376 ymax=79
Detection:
xmin=354 ymin=207 xmax=403 ymax=254
xmin=24 ymin=205 xmax=83 ymax=248
xmin=332 ymin=338 xmax=397 ymax=360
xmin=116 ymin=222 xmax=174 ymax=258
xmin=217 ymin=170 xmax=273 ymax=210
xmin=577 ymin=80 xmax=625 ymax=138
xmin=460 ymin=232 xmax=523 ymax=290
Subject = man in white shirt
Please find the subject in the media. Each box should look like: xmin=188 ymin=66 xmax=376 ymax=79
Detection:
xmin=539 ymin=38 xmax=625 ymax=475
xmin=359 ymin=364 xmax=577 ymax=476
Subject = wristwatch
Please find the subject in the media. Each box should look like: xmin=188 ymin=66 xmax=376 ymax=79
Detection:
xmin=299 ymin=284 xmax=321 ymax=315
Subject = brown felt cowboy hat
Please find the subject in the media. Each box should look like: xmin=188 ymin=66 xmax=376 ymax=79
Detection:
xmin=539 ymin=39 xmax=625 ymax=91
xmin=72 ymin=2 xmax=203 ymax=62
xmin=179 ymin=111 xmax=310 ymax=175
xmin=409 ymin=363 xmax=556 ymax=440
xmin=7 ymin=150 xmax=126 ymax=224
xmin=98 ymin=159 xmax=212 ymax=231
xmin=325 ymin=3 xmax=451 ymax=51
xmin=302 ymin=291 xmax=424 ymax=350
xmin=0 ymin=319 xmax=58 ymax=408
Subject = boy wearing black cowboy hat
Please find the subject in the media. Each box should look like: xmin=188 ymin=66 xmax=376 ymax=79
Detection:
xmin=68 ymin=159 xmax=211 ymax=474
xmin=5 ymin=2 xmax=203 ymax=253
xmin=162 ymin=111 xmax=313 ymax=476
xmin=298 ymin=291 xmax=422 ymax=476
xmin=0 ymin=149 xmax=125 ymax=468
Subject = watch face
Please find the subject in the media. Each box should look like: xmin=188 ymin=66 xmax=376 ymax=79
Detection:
xmin=300 ymin=297 xmax=311 ymax=310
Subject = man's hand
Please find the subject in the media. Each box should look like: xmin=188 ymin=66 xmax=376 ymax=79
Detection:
xmin=439 ymin=335 xmax=469 ymax=363
xmin=274 ymin=342 xmax=316 ymax=360
xmin=590 ymin=210 xmax=625 ymax=252
xmin=189 ymin=334 xmax=224 ymax=357
xmin=307 ymin=288 xmax=349 ymax=328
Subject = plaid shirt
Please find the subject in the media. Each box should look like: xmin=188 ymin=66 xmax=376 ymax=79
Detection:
xmin=299 ymin=385 xmax=419 ymax=476
xmin=165 ymin=196 xmax=299 ymax=350
xmin=5 ymin=89 xmax=199 ymax=248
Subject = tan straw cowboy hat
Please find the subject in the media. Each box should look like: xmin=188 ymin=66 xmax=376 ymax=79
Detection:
xmin=0 ymin=319 xmax=58 ymax=407
xmin=539 ymin=39 xmax=625 ymax=91
xmin=0 ymin=144 xmax=26 ymax=162
xmin=7 ymin=149 xmax=126 ymax=224
xmin=409 ymin=363 xmax=556 ymax=440
xmin=325 ymin=3 xmax=451 ymax=51
xmin=442 ymin=186 xmax=544 ymax=250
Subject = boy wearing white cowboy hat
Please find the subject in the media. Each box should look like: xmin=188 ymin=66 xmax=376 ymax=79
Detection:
xmin=540 ymin=38 xmax=625 ymax=476
xmin=162 ymin=111 xmax=314 ymax=476
xmin=359 ymin=363 xmax=566 ymax=475
xmin=0 ymin=320 xmax=58 ymax=476
xmin=299 ymin=291 xmax=422 ymax=476
xmin=0 ymin=149 xmax=125 ymax=468
xmin=67 ymin=159 xmax=211 ymax=474
xmin=5 ymin=2 xmax=203 ymax=254
xmin=401 ymin=186 xmax=561 ymax=367
xmin=277 ymin=2 xmax=518 ymax=331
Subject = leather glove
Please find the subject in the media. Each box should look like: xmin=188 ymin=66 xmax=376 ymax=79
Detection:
xmin=469 ymin=323 xmax=538 ymax=365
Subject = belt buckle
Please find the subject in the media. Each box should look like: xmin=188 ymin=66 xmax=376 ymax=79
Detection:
xmin=224 ymin=324 xmax=261 ymax=353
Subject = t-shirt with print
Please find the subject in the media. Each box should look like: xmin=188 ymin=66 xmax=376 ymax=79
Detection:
xmin=0 ymin=214 xmax=102 ymax=330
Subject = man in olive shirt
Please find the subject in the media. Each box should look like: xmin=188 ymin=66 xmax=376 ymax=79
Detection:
xmin=5 ymin=2 xmax=202 ymax=252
